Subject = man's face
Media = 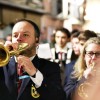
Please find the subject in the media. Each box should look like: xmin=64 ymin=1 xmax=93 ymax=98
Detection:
xmin=55 ymin=31 xmax=69 ymax=48
xmin=12 ymin=21 xmax=38 ymax=56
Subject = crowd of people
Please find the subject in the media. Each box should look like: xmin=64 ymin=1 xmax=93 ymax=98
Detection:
xmin=0 ymin=18 xmax=100 ymax=100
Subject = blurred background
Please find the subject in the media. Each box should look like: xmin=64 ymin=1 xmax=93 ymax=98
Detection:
xmin=0 ymin=0 xmax=100 ymax=43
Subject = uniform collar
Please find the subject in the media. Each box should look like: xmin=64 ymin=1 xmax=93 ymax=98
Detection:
xmin=55 ymin=44 xmax=68 ymax=53
xmin=14 ymin=55 xmax=36 ymax=62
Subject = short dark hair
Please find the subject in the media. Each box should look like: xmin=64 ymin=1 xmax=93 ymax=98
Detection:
xmin=71 ymin=32 xmax=80 ymax=40
xmin=78 ymin=30 xmax=97 ymax=41
xmin=56 ymin=27 xmax=71 ymax=38
xmin=15 ymin=19 xmax=40 ymax=39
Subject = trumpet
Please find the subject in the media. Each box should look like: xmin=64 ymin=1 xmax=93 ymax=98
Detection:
xmin=0 ymin=43 xmax=28 ymax=67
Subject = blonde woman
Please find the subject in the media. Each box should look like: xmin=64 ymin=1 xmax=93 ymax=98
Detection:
xmin=64 ymin=37 xmax=100 ymax=100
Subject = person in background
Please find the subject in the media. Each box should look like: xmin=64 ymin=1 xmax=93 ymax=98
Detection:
xmin=5 ymin=34 xmax=12 ymax=41
xmin=64 ymin=30 xmax=97 ymax=88
xmin=50 ymin=27 xmax=74 ymax=85
xmin=71 ymin=32 xmax=80 ymax=57
xmin=49 ymin=33 xmax=56 ymax=48
xmin=64 ymin=37 xmax=100 ymax=100
xmin=64 ymin=32 xmax=80 ymax=86
xmin=78 ymin=30 xmax=97 ymax=52
xmin=0 ymin=38 xmax=5 ymax=44
xmin=40 ymin=27 xmax=48 ymax=43
xmin=0 ymin=19 xmax=66 ymax=100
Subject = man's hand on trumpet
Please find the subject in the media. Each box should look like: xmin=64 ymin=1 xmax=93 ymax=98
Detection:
xmin=17 ymin=55 xmax=37 ymax=76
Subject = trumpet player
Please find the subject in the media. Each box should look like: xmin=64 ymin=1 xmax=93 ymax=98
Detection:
xmin=64 ymin=37 xmax=100 ymax=100
xmin=0 ymin=19 xmax=66 ymax=100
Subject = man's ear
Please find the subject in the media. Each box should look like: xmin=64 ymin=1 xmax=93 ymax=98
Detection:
xmin=36 ymin=38 xmax=39 ymax=43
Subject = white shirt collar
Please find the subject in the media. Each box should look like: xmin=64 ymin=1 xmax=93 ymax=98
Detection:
xmin=55 ymin=44 xmax=68 ymax=53
xmin=14 ymin=55 xmax=36 ymax=62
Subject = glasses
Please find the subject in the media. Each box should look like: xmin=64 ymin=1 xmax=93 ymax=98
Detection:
xmin=85 ymin=51 xmax=100 ymax=58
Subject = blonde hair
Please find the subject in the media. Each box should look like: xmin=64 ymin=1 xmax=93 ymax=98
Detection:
xmin=72 ymin=37 xmax=100 ymax=80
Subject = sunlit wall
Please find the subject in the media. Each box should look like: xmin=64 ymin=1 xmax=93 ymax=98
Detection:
xmin=83 ymin=0 xmax=100 ymax=33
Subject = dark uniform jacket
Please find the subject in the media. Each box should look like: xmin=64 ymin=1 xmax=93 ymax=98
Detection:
xmin=0 ymin=55 xmax=66 ymax=100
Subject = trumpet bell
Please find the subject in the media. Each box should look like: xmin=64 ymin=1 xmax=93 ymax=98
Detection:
xmin=0 ymin=43 xmax=28 ymax=67
xmin=0 ymin=44 xmax=10 ymax=67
